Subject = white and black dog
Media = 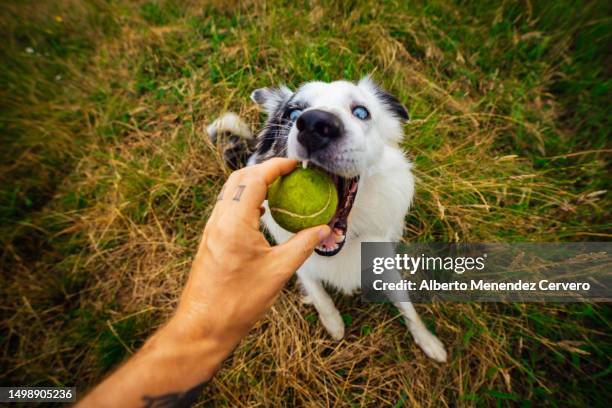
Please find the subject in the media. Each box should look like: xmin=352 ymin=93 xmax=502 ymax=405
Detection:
xmin=207 ymin=77 xmax=447 ymax=362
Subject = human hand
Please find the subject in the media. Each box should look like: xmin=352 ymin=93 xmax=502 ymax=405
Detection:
xmin=77 ymin=159 xmax=331 ymax=407
xmin=163 ymin=158 xmax=331 ymax=352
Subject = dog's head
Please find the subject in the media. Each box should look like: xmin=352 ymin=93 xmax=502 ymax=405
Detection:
xmin=252 ymin=77 xmax=408 ymax=256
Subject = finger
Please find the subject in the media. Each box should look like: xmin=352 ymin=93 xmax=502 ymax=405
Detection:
xmin=211 ymin=171 xmax=268 ymax=231
xmin=224 ymin=158 xmax=298 ymax=212
xmin=212 ymin=159 xmax=298 ymax=231
xmin=208 ymin=171 xmax=243 ymax=216
xmin=217 ymin=158 xmax=296 ymax=208
xmin=271 ymin=225 xmax=331 ymax=275
xmin=252 ymin=158 xmax=298 ymax=185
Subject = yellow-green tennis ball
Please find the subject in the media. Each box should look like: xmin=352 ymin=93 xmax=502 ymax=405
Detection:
xmin=268 ymin=167 xmax=338 ymax=233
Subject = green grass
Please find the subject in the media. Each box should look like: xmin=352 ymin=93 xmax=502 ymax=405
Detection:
xmin=1 ymin=0 xmax=610 ymax=406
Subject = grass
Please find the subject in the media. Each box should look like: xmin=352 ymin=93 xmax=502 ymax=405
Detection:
xmin=0 ymin=0 xmax=610 ymax=406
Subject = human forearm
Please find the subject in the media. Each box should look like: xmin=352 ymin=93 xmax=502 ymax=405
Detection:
xmin=76 ymin=320 xmax=230 ymax=408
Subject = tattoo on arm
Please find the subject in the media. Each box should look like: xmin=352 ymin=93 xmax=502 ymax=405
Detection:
xmin=216 ymin=186 xmax=225 ymax=201
xmin=232 ymin=185 xmax=246 ymax=201
xmin=141 ymin=381 xmax=208 ymax=408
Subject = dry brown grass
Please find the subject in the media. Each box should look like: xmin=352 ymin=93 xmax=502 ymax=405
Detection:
xmin=1 ymin=1 xmax=610 ymax=406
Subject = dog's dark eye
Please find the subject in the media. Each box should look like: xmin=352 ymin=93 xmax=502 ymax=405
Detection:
xmin=288 ymin=109 xmax=303 ymax=121
xmin=352 ymin=106 xmax=370 ymax=120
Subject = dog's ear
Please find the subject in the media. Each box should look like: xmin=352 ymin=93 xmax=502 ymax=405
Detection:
xmin=358 ymin=76 xmax=409 ymax=122
xmin=375 ymin=87 xmax=410 ymax=122
xmin=250 ymin=86 xmax=293 ymax=116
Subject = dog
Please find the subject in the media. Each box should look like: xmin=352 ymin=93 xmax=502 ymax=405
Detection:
xmin=207 ymin=77 xmax=447 ymax=362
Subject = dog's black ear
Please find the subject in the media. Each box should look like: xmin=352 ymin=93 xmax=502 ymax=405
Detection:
xmin=250 ymin=86 xmax=293 ymax=116
xmin=358 ymin=77 xmax=409 ymax=122
xmin=375 ymin=88 xmax=409 ymax=122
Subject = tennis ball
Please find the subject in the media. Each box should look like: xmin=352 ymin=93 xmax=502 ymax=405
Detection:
xmin=267 ymin=167 xmax=338 ymax=233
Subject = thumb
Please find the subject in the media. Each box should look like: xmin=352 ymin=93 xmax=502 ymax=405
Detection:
xmin=273 ymin=225 xmax=331 ymax=274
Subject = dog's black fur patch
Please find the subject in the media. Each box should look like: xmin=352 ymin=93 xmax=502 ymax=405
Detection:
xmin=373 ymin=86 xmax=409 ymax=122
xmin=257 ymin=113 xmax=289 ymax=157
xmin=215 ymin=131 xmax=256 ymax=170
xmin=255 ymin=96 xmax=296 ymax=161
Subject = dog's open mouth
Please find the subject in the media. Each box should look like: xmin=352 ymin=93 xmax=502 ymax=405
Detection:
xmin=310 ymin=164 xmax=359 ymax=257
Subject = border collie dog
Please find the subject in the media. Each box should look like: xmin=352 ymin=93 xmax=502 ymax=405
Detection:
xmin=207 ymin=77 xmax=447 ymax=362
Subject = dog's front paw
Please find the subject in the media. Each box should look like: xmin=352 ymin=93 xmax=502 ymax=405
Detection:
xmin=319 ymin=311 xmax=345 ymax=341
xmin=409 ymin=323 xmax=448 ymax=363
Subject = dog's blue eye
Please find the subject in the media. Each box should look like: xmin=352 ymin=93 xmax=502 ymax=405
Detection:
xmin=289 ymin=109 xmax=302 ymax=121
xmin=352 ymin=106 xmax=370 ymax=120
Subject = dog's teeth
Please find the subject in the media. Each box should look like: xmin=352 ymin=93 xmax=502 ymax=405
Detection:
xmin=335 ymin=234 xmax=345 ymax=244
xmin=317 ymin=243 xmax=338 ymax=253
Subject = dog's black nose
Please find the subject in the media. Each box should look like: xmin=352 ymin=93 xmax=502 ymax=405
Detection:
xmin=296 ymin=109 xmax=342 ymax=154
